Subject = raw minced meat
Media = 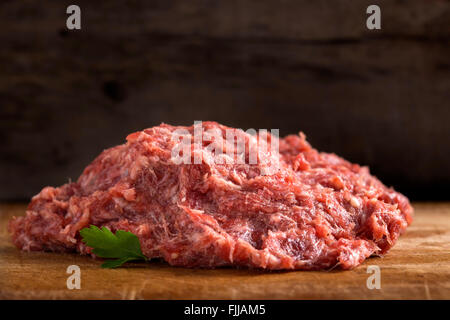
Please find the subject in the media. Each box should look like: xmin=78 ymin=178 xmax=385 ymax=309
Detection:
xmin=9 ymin=122 xmax=413 ymax=270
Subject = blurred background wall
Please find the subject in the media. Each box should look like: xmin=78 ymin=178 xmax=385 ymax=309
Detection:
xmin=0 ymin=0 xmax=449 ymax=201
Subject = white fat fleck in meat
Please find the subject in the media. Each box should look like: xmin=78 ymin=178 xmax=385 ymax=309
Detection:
xmin=350 ymin=196 xmax=361 ymax=208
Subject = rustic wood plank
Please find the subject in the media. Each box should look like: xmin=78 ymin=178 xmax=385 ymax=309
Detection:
xmin=0 ymin=0 xmax=449 ymax=200
xmin=1 ymin=202 xmax=449 ymax=299
xmin=1 ymin=36 xmax=449 ymax=199
xmin=0 ymin=0 xmax=449 ymax=39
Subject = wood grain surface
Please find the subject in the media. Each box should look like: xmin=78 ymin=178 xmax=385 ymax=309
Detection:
xmin=0 ymin=202 xmax=449 ymax=300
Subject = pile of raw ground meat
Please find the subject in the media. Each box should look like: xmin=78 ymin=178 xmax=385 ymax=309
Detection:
xmin=9 ymin=122 xmax=413 ymax=270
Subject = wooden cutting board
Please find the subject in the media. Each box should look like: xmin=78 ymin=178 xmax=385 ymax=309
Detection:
xmin=1 ymin=202 xmax=449 ymax=300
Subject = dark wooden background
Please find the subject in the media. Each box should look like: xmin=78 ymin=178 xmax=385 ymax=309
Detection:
xmin=0 ymin=0 xmax=449 ymax=201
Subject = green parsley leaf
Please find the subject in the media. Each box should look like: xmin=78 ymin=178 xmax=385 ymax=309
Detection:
xmin=79 ymin=225 xmax=147 ymax=268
